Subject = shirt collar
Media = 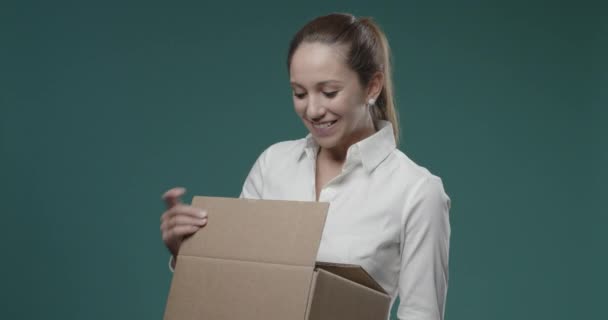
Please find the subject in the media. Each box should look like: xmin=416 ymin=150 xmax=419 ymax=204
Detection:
xmin=298 ymin=120 xmax=396 ymax=172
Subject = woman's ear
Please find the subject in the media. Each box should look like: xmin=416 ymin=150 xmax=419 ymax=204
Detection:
xmin=367 ymin=72 xmax=384 ymax=101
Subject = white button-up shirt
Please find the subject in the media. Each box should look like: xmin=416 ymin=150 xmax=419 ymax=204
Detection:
xmin=239 ymin=120 xmax=451 ymax=320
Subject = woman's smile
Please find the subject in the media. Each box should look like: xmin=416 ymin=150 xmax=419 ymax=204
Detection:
xmin=310 ymin=119 xmax=338 ymax=136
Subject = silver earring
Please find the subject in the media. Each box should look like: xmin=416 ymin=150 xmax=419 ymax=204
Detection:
xmin=368 ymin=98 xmax=376 ymax=107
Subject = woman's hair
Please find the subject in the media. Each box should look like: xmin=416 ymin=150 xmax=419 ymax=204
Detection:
xmin=287 ymin=13 xmax=399 ymax=143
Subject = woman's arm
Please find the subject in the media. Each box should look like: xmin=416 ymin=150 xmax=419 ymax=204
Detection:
xmin=239 ymin=148 xmax=268 ymax=200
xmin=397 ymin=177 xmax=451 ymax=320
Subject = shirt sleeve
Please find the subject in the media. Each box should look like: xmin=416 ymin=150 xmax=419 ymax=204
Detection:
xmin=397 ymin=177 xmax=451 ymax=320
xmin=239 ymin=147 xmax=268 ymax=200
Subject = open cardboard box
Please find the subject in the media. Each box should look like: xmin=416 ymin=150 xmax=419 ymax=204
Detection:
xmin=164 ymin=196 xmax=391 ymax=320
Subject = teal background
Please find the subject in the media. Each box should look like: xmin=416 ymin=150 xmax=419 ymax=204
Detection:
xmin=1 ymin=0 xmax=605 ymax=319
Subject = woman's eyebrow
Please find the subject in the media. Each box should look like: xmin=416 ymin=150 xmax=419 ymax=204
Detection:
xmin=317 ymin=80 xmax=342 ymax=86
xmin=290 ymin=80 xmax=344 ymax=88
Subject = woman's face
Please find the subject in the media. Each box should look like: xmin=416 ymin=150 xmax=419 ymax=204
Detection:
xmin=289 ymin=42 xmax=375 ymax=153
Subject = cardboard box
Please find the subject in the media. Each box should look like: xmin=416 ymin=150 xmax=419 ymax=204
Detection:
xmin=164 ymin=196 xmax=391 ymax=320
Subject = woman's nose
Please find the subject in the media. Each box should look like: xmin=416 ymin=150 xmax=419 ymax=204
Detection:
xmin=306 ymin=97 xmax=326 ymax=120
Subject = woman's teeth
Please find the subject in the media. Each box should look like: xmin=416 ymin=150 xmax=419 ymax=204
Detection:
xmin=313 ymin=121 xmax=336 ymax=128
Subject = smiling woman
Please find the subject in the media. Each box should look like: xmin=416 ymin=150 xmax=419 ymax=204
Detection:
xmin=289 ymin=42 xmax=379 ymax=155
xmin=288 ymin=15 xmax=398 ymax=157
xmin=160 ymin=13 xmax=451 ymax=320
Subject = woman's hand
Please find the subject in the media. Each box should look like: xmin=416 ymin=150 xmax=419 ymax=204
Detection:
xmin=160 ymin=187 xmax=208 ymax=259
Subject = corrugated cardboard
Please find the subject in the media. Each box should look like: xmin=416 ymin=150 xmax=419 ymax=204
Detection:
xmin=164 ymin=196 xmax=391 ymax=320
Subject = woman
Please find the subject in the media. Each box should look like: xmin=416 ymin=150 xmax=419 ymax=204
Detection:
xmin=160 ymin=13 xmax=451 ymax=320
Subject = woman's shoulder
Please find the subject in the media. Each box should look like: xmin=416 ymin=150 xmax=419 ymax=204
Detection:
xmin=387 ymin=149 xmax=451 ymax=212
xmin=388 ymin=148 xmax=446 ymax=188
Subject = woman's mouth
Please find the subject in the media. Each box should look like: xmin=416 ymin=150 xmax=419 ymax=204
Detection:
xmin=312 ymin=120 xmax=337 ymax=129
xmin=310 ymin=120 xmax=338 ymax=137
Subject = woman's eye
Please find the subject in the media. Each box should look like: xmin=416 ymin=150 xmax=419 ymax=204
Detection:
xmin=293 ymin=92 xmax=307 ymax=99
xmin=323 ymin=91 xmax=338 ymax=98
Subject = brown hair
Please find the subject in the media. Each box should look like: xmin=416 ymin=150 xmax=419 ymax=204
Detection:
xmin=287 ymin=13 xmax=399 ymax=143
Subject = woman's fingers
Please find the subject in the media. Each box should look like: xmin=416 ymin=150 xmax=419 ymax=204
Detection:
xmin=162 ymin=187 xmax=186 ymax=209
xmin=161 ymin=214 xmax=208 ymax=231
xmin=160 ymin=187 xmax=207 ymax=257
xmin=162 ymin=225 xmax=201 ymax=243
xmin=160 ymin=206 xmax=208 ymax=247
xmin=161 ymin=204 xmax=207 ymax=222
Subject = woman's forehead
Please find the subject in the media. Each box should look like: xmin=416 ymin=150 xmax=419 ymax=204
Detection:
xmin=289 ymin=42 xmax=354 ymax=86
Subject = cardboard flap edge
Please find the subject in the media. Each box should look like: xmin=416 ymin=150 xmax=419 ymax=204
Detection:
xmin=315 ymin=261 xmax=387 ymax=294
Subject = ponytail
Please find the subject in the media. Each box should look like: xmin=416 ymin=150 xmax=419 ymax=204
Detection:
xmin=359 ymin=17 xmax=400 ymax=144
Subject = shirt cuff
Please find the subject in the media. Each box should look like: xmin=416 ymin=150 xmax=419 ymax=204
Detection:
xmin=168 ymin=255 xmax=176 ymax=272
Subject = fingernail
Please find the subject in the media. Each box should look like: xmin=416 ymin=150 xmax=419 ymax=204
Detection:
xmin=199 ymin=210 xmax=207 ymax=218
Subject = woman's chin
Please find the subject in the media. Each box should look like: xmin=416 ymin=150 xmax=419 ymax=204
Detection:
xmin=311 ymin=133 xmax=342 ymax=150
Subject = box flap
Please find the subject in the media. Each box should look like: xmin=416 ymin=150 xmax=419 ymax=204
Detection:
xmin=180 ymin=196 xmax=329 ymax=267
xmin=306 ymin=269 xmax=391 ymax=320
xmin=315 ymin=262 xmax=387 ymax=294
